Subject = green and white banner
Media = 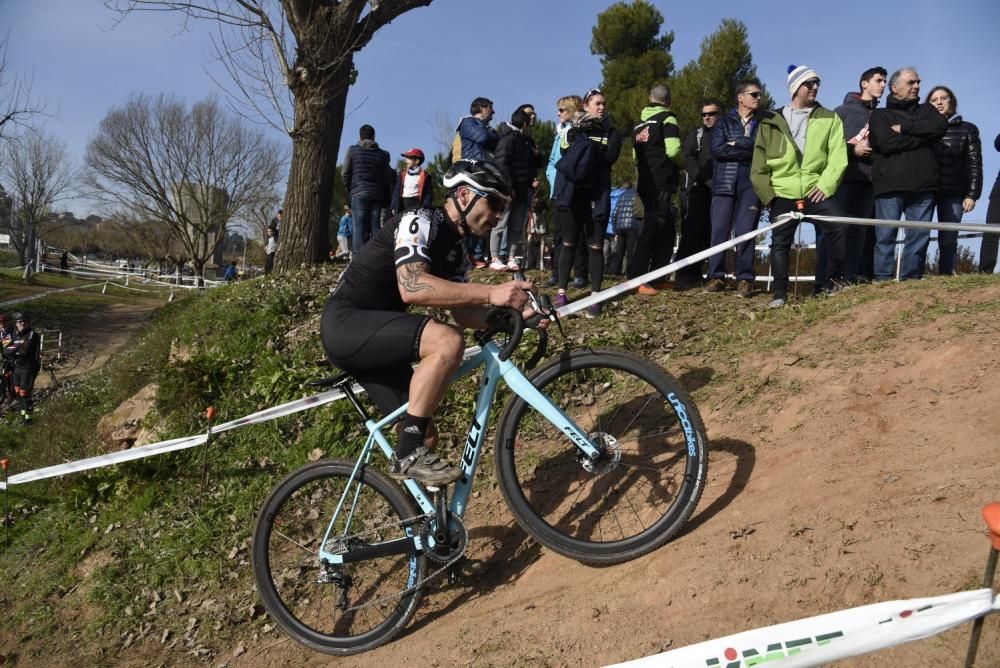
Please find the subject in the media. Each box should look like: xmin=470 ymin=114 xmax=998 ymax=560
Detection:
xmin=608 ymin=588 xmax=999 ymax=667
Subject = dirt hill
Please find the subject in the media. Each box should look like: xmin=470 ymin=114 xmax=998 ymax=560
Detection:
xmin=265 ymin=280 xmax=1000 ymax=668
xmin=2 ymin=275 xmax=999 ymax=667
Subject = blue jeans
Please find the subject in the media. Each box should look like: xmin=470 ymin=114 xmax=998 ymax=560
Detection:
xmin=351 ymin=194 xmax=382 ymax=254
xmin=708 ymin=177 xmax=760 ymax=281
xmin=934 ymin=196 xmax=964 ymax=275
xmin=874 ymin=193 xmax=935 ymax=280
xmin=490 ymin=187 xmax=531 ymax=261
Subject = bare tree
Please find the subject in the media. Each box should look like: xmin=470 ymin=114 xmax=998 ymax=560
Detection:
xmin=1 ymin=133 xmax=76 ymax=270
xmin=105 ymin=0 xmax=433 ymax=271
xmin=84 ymin=94 xmax=284 ymax=283
xmin=0 ymin=33 xmax=47 ymax=144
xmin=243 ymin=188 xmax=282 ymax=239
xmin=429 ymin=108 xmax=457 ymax=158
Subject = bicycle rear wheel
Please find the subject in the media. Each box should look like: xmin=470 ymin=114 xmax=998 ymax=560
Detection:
xmin=252 ymin=459 xmax=426 ymax=655
xmin=495 ymin=348 xmax=707 ymax=565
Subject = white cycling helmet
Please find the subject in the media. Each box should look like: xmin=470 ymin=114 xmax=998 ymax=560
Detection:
xmin=442 ymin=160 xmax=513 ymax=234
xmin=443 ymin=160 xmax=513 ymax=204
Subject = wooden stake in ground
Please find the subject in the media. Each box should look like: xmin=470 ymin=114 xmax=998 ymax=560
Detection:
xmin=965 ymin=501 xmax=1000 ymax=667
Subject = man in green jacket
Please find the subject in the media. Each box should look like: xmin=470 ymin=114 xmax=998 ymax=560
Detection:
xmin=751 ymin=65 xmax=849 ymax=308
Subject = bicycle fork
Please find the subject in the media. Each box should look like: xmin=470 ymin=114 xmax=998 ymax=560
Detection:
xmin=502 ymin=365 xmax=604 ymax=462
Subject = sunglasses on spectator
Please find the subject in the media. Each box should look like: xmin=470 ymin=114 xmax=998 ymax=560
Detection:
xmin=701 ymin=110 xmax=720 ymax=117
xmin=469 ymin=187 xmax=508 ymax=213
xmin=584 ymin=88 xmax=604 ymax=102
xmin=803 ymin=79 xmax=821 ymax=89
xmin=742 ymin=90 xmax=762 ymax=98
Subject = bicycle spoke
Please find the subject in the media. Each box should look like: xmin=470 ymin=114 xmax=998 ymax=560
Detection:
xmin=499 ymin=350 xmax=707 ymax=562
xmin=253 ymin=461 xmax=425 ymax=654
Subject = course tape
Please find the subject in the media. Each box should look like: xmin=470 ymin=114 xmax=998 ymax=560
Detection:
xmin=556 ymin=215 xmax=795 ymax=317
xmin=43 ymin=260 xmax=222 ymax=289
xmin=607 ymin=588 xmax=999 ymax=667
xmin=803 ymin=214 xmax=998 ymax=235
xmin=4 ymin=212 xmax=997 ymax=487
xmin=0 ymin=282 xmax=107 ymax=309
xmin=559 ymin=212 xmax=1000 ymax=317
xmin=0 ymin=386 xmax=353 ymax=489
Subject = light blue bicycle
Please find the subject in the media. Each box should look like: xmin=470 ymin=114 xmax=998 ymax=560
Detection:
xmin=252 ymin=294 xmax=708 ymax=655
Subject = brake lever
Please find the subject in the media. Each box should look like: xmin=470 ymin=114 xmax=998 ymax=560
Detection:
xmin=513 ymin=271 xmax=555 ymax=321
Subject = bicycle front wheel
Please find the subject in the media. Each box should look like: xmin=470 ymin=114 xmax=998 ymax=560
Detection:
xmin=495 ymin=348 xmax=707 ymax=565
xmin=252 ymin=459 xmax=426 ymax=655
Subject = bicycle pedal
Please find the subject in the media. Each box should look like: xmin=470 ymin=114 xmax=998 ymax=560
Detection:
xmin=455 ymin=558 xmax=489 ymax=579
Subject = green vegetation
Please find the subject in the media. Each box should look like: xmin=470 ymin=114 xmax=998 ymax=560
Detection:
xmin=0 ymin=268 xmax=997 ymax=661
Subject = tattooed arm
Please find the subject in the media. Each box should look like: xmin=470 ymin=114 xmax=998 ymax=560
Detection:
xmin=396 ymin=262 xmax=531 ymax=317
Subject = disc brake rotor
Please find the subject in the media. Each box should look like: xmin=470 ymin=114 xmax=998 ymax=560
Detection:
xmin=580 ymin=433 xmax=621 ymax=475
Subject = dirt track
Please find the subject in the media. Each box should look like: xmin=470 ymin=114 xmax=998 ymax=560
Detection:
xmin=239 ymin=283 xmax=1000 ymax=668
xmin=35 ymin=300 xmax=162 ymax=391
xmin=3 ymin=281 xmax=999 ymax=667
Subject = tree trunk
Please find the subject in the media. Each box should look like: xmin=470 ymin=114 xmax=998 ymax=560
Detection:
xmin=276 ymin=58 xmax=352 ymax=270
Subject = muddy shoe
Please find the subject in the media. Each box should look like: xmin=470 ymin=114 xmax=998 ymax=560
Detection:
xmin=736 ymin=280 xmax=754 ymax=299
xmin=704 ymin=278 xmax=727 ymax=293
xmin=389 ymin=446 xmax=463 ymax=486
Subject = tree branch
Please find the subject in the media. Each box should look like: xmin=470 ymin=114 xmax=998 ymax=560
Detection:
xmin=352 ymin=0 xmax=432 ymax=49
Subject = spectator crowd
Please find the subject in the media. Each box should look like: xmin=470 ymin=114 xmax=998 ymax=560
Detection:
xmin=336 ymin=63 xmax=998 ymax=315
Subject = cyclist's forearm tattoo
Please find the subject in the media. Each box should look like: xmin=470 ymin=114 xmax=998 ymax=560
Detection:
xmin=399 ymin=263 xmax=434 ymax=294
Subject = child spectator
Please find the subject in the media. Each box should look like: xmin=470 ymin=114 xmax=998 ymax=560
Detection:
xmin=336 ymin=206 xmax=353 ymax=260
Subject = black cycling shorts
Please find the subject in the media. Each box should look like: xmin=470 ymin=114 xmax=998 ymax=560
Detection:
xmin=320 ymin=299 xmax=431 ymax=416
xmin=13 ymin=365 xmax=37 ymax=396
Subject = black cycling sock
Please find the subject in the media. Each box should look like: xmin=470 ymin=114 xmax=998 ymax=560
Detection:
xmin=397 ymin=413 xmax=431 ymax=459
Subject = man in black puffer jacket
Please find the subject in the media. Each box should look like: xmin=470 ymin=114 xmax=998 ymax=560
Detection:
xmin=869 ymin=68 xmax=947 ymax=280
xmin=343 ymin=124 xmax=392 ymax=254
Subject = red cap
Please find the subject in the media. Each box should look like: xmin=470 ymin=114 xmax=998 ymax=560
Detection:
xmin=401 ymin=148 xmax=425 ymax=161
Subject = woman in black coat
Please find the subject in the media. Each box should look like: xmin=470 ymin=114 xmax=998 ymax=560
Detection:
xmin=926 ymin=86 xmax=983 ymax=274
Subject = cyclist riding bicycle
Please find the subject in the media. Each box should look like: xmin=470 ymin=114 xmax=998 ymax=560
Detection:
xmin=320 ymin=160 xmax=544 ymax=487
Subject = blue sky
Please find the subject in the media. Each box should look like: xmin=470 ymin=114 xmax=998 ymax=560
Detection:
xmin=3 ymin=0 xmax=999 ymax=230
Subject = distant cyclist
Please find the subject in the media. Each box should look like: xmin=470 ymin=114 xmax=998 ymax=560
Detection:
xmin=0 ymin=314 xmax=14 ymax=403
xmin=7 ymin=313 xmax=41 ymax=424
xmin=321 ymin=160 xmax=543 ymax=486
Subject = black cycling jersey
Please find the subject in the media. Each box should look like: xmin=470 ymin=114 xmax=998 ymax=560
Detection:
xmin=331 ymin=207 xmax=470 ymax=311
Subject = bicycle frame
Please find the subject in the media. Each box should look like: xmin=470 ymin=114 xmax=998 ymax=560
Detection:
xmin=318 ymin=339 xmax=603 ymax=565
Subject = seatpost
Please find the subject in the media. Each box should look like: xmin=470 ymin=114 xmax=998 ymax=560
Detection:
xmin=337 ymin=380 xmax=371 ymax=422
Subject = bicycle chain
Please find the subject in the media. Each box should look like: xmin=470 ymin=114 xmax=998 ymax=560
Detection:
xmin=324 ymin=512 xmax=470 ymax=613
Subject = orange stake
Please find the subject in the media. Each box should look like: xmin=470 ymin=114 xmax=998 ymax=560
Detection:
xmin=965 ymin=502 xmax=999 ymax=667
